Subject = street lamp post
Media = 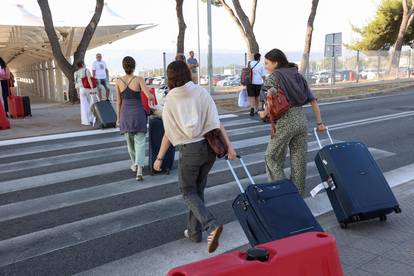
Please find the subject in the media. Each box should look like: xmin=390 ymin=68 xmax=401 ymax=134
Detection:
xmin=207 ymin=0 xmax=213 ymax=94
xmin=197 ymin=0 xmax=201 ymax=84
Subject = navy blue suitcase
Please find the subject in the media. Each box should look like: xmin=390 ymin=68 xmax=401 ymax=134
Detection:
xmin=148 ymin=117 xmax=175 ymax=175
xmin=313 ymin=128 xmax=401 ymax=229
xmin=227 ymin=157 xmax=323 ymax=246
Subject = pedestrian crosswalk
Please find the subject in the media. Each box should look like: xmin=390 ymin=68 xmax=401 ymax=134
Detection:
xmin=0 ymin=113 xmax=405 ymax=275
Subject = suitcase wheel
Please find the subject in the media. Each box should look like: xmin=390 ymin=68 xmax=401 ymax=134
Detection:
xmin=394 ymin=207 xmax=402 ymax=214
xmin=379 ymin=215 xmax=387 ymax=222
xmin=352 ymin=215 xmax=361 ymax=222
xmin=340 ymin=222 xmax=348 ymax=229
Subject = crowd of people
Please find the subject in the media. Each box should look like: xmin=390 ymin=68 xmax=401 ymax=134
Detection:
xmin=2 ymin=47 xmax=326 ymax=254
xmin=105 ymin=48 xmax=326 ymax=253
xmin=74 ymin=53 xmax=112 ymax=126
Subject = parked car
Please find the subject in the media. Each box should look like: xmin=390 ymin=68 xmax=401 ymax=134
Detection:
xmin=315 ymin=71 xmax=330 ymax=84
xmin=359 ymin=69 xmax=382 ymax=80
xmin=217 ymin=76 xmax=240 ymax=86
xmin=212 ymin=75 xmax=225 ymax=86
xmin=156 ymin=85 xmax=168 ymax=106
xmin=200 ymin=76 xmax=209 ymax=85
xmin=152 ymin=77 xmax=166 ymax=86
xmin=145 ymin=77 xmax=154 ymax=85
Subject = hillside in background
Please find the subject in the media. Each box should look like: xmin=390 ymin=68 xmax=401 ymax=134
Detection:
xmin=84 ymin=49 xmax=325 ymax=75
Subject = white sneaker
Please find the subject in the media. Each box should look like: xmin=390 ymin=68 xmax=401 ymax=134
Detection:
xmin=130 ymin=164 xmax=137 ymax=172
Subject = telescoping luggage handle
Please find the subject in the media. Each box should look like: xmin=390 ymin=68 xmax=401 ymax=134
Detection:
xmin=313 ymin=127 xmax=334 ymax=149
xmin=225 ymin=155 xmax=255 ymax=193
xmin=310 ymin=127 xmax=336 ymax=198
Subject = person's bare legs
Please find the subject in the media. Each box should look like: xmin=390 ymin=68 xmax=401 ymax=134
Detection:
xmin=106 ymin=88 xmax=110 ymax=101
xmin=249 ymin=97 xmax=255 ymax=116
xmin=98 ymin=88 xmax=103 ymax=101
xmin=254 ymin=96 xmax=259 ymax=112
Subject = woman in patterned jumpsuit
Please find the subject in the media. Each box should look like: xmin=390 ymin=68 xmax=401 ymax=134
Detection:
xmin=259 ymin=49 xmax=327 ymax=195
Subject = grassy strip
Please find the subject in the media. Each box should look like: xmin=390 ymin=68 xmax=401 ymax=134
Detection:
xmin=215 ymin=82 xmax=413 ymax=112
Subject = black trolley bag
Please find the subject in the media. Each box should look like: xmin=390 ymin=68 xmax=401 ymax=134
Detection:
xmin=92 ymin=101 xmax=117 ymax=128
xmin=22 ymin=96 xmax=32 ymax=117
xmin=148 ymin=116 xmax=175 ymax=175
xmin=226 ymin=156 xmax=323 ymax=246
xmin=313 ymin=128 xmax=401 ymax=229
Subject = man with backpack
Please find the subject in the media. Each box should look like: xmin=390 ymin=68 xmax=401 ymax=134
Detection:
xmin=242 ymin=53 xmax=266 ymax=116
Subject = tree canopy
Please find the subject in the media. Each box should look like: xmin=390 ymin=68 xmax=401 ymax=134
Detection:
xmin=351 ymin=0 xmax=414 ymax=50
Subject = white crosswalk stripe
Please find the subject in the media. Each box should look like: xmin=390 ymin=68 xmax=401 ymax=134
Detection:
xmin=0 ymin=113 xmax=407 ymax=275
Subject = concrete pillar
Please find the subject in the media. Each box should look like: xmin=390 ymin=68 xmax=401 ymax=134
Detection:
xmin=55 ymin=64 xmax=64 ymax=102
xmin=30 ymin=65 xmax=37 ymax=95
xmin=42 ymin=61 xmax=50 ymax=100
xmin=37 ymin=63 xmax=43 ymax=97
xmin=35 ymin=63 xmax=41 ymax=96
xmin=47 ymin=60 xmax=56 ymax=101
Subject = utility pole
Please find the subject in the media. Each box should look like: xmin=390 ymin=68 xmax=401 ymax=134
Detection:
xmin=207 ymin=0 xmax=213 ymax=94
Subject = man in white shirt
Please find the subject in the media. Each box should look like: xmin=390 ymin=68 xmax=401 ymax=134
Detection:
xmin=246 ymin=53 xmax=266 ymax=116
xmin=92 ymin=53 xmax=110 ymax=101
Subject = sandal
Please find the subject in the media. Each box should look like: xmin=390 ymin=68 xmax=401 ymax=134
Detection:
xmin=207 ymin=225 xmax=223 ymax=253
xmin=136 ymin=166 xmax=144 ymax=181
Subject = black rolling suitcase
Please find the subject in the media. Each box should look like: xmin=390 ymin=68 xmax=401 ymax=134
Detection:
xmin=22 ymin=96 xmax=32 ymax=117
xmin=92 ymin=101 xmax=116 ymax=128
xmin=313 ymin=128 xmax=401 ymax=229
xmin=227 ymin=157 xmax=323 ymax=246
xmin=148 ymin=116 xmax=175 ymax=174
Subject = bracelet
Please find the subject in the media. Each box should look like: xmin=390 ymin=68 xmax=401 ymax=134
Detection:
xmin=156 ymin=157 xmax=164 ymax=161
xmin=317 ymin=122 xmax=323 ymax=126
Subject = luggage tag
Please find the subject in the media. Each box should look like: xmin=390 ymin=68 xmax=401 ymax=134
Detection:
xmin=310 ymin=177 xmax=336 ymax=198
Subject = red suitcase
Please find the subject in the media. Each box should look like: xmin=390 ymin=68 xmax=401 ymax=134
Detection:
xmin=8 ymin=95 xmax=24 ymax=118
xmin=141 ymin=88 xmax=158 ymax=114
xmin=167 ymin=232 xmax=343 ymax=276
xmin=0 ymin=102 xmax=10 ymax=129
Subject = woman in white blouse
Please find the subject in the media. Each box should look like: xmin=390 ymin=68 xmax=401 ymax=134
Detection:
xmin=154 ymin=61 xmax=236 ymax=253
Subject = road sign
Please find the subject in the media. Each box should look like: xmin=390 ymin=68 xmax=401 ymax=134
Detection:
xmin=325 ymin=32 xmax=342 ymax=57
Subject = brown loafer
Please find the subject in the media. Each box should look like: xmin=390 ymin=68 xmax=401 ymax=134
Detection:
xmin=207 ymin=225 xmax=223 ymax=253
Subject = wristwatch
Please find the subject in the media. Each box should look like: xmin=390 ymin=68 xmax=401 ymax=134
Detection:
xmin=317 ymin=122 xmax=324 ymax=126
xmin=156 ymin=157 xmax=164 ymax=161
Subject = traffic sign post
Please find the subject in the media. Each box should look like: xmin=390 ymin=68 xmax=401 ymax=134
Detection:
xmin=325 ymin=32 xmax=342 ymax=88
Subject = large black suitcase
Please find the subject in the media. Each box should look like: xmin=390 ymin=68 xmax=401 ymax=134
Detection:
xmin=148 ymin=116 xmax=175 ymax=174
xmin=92 ymin=101 xmax=116 ymax=128
xmin=227 ymin=157 xmax=323 ymax=246
xmin=313 ymin=128 xmax=401 ymax=229
xmin=22 ymin=96 xmax=32 ymax=117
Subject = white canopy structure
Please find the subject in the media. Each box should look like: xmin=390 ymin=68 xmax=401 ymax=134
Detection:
xmin=0 ymin=2 xmax=156 ymax=102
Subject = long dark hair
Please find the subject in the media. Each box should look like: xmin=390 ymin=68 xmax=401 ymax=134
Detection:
xmin=167 ymin=61 xmax=192 ymax=90
xmin=0 ymin=57 xmax=6 ymax=68
xmin=265 ymin=49 xmax=297 ymax=69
